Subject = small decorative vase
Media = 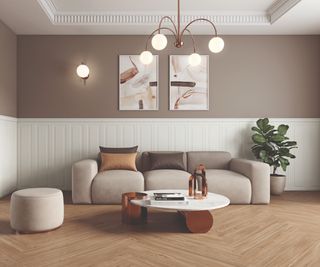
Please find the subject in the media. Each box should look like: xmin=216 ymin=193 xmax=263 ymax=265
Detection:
xmin=270 ymin=175 xmax=286 ymax=195
xmin=189 ymin=164 xmax=208 ymax=199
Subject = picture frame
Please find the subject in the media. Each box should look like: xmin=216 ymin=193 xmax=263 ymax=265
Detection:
xmin=119 ymin=55 xmax=159 ymax=110
xmin=169 ymin=55 xmax=209 ymax=110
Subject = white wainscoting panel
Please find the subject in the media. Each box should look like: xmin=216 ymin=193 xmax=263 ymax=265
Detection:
xmin=17 ymin=118 xmax=320 ymax=191
xmin=0 ymin=115 xmax=17 ymax=197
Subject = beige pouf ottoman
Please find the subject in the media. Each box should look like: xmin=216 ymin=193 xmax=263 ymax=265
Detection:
xmin=10 ymin=188 xmax=64 ymax=233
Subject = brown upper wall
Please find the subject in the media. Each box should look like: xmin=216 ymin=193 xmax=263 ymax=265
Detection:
xmin=0 ymin=20 xmax=17 ymax=117
xmin=18 ymin=35 xmax=320 ymax=118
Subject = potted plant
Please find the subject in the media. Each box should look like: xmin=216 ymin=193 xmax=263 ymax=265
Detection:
xmin=251 ymin=118 xmax=298 ymax=195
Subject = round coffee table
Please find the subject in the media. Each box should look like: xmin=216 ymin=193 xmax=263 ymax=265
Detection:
xmin=129 ymin=190 xmax=230 ymax=233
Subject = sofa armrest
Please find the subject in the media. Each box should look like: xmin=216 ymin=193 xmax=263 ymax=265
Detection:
xmin=72 ymin=159 xmax=98 ymax=204
xmin=230 ymin=158 xmax=270 ymax=204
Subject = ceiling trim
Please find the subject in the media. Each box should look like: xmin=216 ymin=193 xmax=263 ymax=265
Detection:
xmin=268 ymin=0 xmax=302 ymax=24
xmin=37 ymin=0 xmax=302 ymax=27
xmin=53 ymin=13 xmax=270 ymax=26
xmin=38 ymin=0 xmax=56 ymax=22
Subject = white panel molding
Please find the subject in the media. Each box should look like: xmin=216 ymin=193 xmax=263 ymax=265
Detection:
xmin=268 ymin=0 xmax=302 ymax=24
xmin=0 ymin=115 xmax=17 ymax=197
xmin=18 ymin=118 xmax=320 ymax=192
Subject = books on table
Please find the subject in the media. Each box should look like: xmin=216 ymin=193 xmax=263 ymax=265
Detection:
xmin=150 ymin=192 xmax=188 ymax=205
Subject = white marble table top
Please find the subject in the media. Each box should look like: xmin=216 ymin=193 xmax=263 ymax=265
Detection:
xmin=131 ymin=190 xmax=230 ymax=211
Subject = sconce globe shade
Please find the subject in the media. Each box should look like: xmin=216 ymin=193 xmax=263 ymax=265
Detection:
xmin=209 ymin=37 xmax=224 ymax=53
xmin=76 ymin=64 xmax=90 ymax=79
xmin=188 ymin=53 xmax=202 ymax=67
xmin=151 ymin=33 xmax=168 ymax=51
xmin=140 ymin=51 xmax=153 ymax=65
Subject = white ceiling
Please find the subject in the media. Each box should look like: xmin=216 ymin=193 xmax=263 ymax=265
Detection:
xmin=0 ymin=0 xmax=319 ymax=35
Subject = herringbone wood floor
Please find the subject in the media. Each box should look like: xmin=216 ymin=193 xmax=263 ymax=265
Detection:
xmin=1 ymin=192 xmax=320 ymax=267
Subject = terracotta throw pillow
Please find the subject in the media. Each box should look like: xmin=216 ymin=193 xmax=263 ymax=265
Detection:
xmin=99 ymin=152 xmax=137 ymax=172
xmin=97 ymin=146 xmax=139 ymax=168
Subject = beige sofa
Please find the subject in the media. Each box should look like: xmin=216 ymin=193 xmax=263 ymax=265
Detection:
xmin=72 ymin=151 xmax=270 ymax=205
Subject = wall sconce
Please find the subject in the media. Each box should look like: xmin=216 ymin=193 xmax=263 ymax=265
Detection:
xmin=76 ymin=63 xmax=90 ymax=83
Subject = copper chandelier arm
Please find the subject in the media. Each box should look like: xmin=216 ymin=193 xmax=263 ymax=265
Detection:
xmin=180 ymin=18 xmax=218 ymax=38
xmin=158 ymin=16 xmax=178 ymax=36
xmin=184 ymin=29 xmax=197 ymax=53
xmin=144 ymin=27 xmax=178 ymax=50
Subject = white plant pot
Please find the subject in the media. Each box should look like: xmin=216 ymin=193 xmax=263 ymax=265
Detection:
xmin=270 ymin=175 xmax=286 ymax=195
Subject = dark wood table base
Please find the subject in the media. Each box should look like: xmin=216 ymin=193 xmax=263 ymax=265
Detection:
xmin=122 ymin=192 xmax=148 ymax=225
xmin=178 ymin=210 xmax=214 ymax=233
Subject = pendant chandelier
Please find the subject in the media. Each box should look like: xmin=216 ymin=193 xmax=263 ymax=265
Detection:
xmin=140 ymin=0 xmax=224 ymax=66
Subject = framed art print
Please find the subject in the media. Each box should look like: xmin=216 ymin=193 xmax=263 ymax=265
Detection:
xmin=169 ymin=55 xmax=209 ymax=110
xmin=119 ymin=55 xmax=159 ymax=110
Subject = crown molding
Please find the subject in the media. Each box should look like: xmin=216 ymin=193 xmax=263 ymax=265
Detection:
xmin=38 ymin=0 xmax=56 ymax=22
xmin=268 ymin=0 xmax=302 ymax=24
xmin=52 ymin=13 xmax=270 ymax=26
xmin=38 ymin=0 xmax=301 ymax=27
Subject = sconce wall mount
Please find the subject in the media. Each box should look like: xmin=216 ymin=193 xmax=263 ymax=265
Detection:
xmin=76 ymin=63 xmax=90 ymax=82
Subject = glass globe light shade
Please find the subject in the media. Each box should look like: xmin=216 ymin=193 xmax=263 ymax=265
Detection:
xmin=76 ymin=64 xmax=90 ymax=79
xmin=151 ymin=33 xmax=168 ymax=51
xmin=140 ymin=51 xmax=153 ymax=65
xmin=188 ymin=53 xmax=202 ymax=67
xmin=208 ymin=37 xmax=224 ymax=53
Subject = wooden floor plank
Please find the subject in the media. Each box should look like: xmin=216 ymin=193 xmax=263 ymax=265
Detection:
xmin=1 ymin=192 xmax=320 ymax=266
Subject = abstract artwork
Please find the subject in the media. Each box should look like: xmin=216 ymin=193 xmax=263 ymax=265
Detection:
xmin=119 ymin=55 xmax=158 ymax=110
xmin=169 ymin=55 xmax=209 ymax=110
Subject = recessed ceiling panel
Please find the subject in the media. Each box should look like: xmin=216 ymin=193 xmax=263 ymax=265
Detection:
xmin=0 ymin=0 xmax=319 ymax=34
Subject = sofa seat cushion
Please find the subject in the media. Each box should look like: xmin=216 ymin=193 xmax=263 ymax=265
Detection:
xmin=91 ymin=170 xmax=144 ymax=204
xmin=205 ymin=169 xmax=252 ymax=204
xmin=144 ymin=169 xmax=191 ymax=190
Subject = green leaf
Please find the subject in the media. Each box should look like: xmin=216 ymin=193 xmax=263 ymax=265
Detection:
xmin=251 ymin=126 xmax=263 ymax=135
xmin=282 ymin=141 xmax=297 ymax=147
xmin=259 ymin=150 xmax=267 ymax=160
xmin=263 ymin=125 xmax=275 ymax=133
xmin=278 ymin=124 xmax=289 ymax=135
xmin=287 ymin=153 xmax=296 ymax=159
xmin=279 ymin=147 xmax=290 ymax=156
xmin=265 ymin=143 xmax=275 ymax=152
xmin=266 ymin=158 xmax=274 ymax=165
xmin=279 ymin=157 xmax=289 ymax=172
xmin=252 ymin=134 xmax=266 ymax=144
xmin=257 ymin=118 xmax=269 ymax=132
xmin=265 ymin=129 xmax=277 ymax=137
xmin=271 ymin=134 xmax=285 ymax=142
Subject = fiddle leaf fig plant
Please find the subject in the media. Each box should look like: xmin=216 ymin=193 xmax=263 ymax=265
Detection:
xmin=251 ymin=118 xmax=298 ymax=175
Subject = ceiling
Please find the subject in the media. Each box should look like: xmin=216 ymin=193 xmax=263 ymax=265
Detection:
xmin=0 ymin=0 xmax=319 ymax=35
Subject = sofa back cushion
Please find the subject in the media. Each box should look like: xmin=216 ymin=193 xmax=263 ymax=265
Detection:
xmin=187 ymin=151 xmax=231 ymax=173
xmin=141 ymin=152 xmax=187 ymax=172
xmin=99 ymin=145 xmax=138 ymax=153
